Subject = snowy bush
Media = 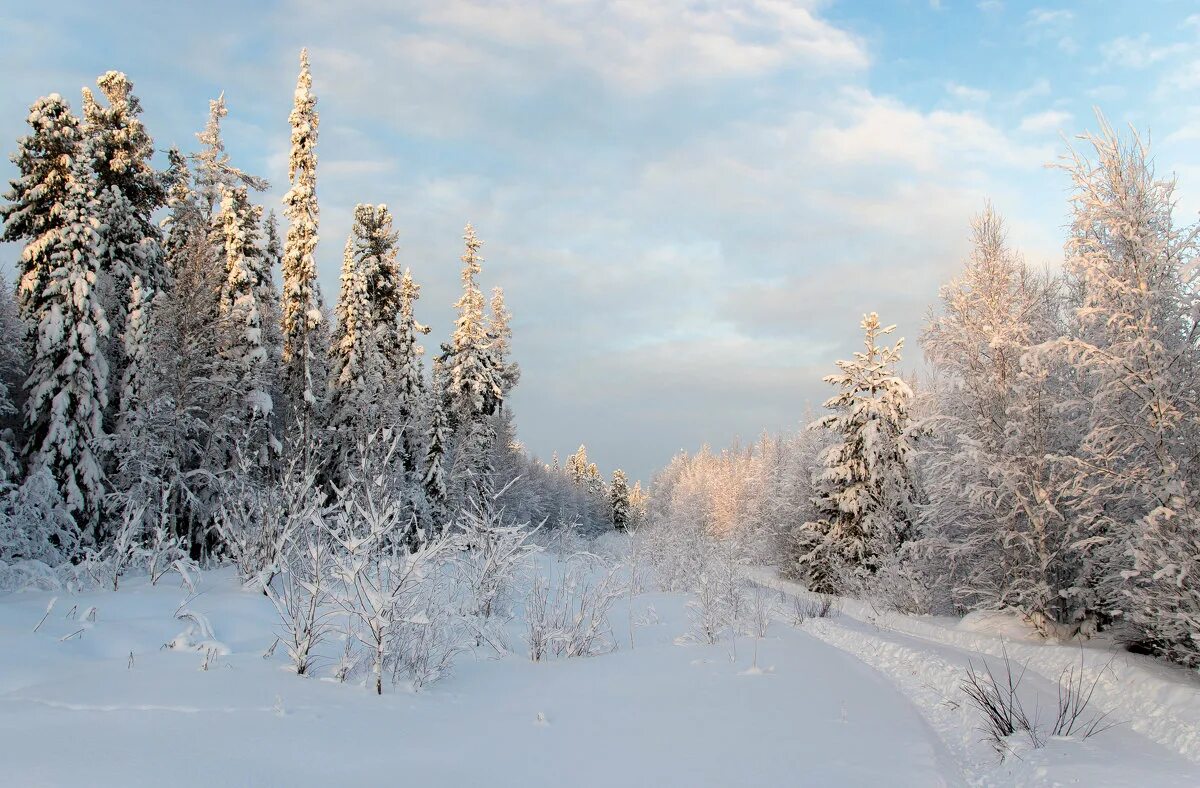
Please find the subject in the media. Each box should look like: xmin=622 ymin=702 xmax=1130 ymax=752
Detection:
xmin=0 ymin=468 xmax=78 ymax=567
xmin=523 ymin=553 xmax=623 ymax=661
xmin=452 ymin=501 xmax=540 ymax=625
xmin=329 ymin=435 xmax=458 ymax=694
xmin=267 ymin=520 xmax=335 ymax=676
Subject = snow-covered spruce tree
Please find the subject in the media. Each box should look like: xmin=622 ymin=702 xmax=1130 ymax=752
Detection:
xmin=328 ymin=205 xmax=398 ymax=467
xmin=80 ymin=71 xmax=169 ymax=336
xmin=487 ymin=286 xmax=520 ymax=400
xmin=23 ymin=150 xmax=111 ymax=541
xmin=1056 ymin=118 xmax=1200 ymax=665
xmin=393 ymin=268 xmax=430 ymax=476
xmin=280 ymin=49 xmax=326 ymax=436
xmin=610 ymin=469 xmax=631 ymax=531
xmin=215 ymin=185 xmax=274 ymax=463
xmin=567 ymin=444 xmax=590 ymax=488
xmin=797 ymin=313 xmax=918 ymax=595
xmin=192 ymin=93 xmax=267 ymax=221
xmin=920 ymin=205 xmax=1091 ymax=631
xmin=423 ymin=362 xmax=450 ymax=531
xmin=443 ymin=225 xmax=502 ymax=435
xmin=0 ymin=275 xmax=26 ymax=460
xmin=2 ymin=95 xmax=81 ymax=344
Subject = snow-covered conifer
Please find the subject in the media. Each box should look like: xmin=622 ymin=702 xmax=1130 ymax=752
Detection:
xmin=487 ymin=287 xmax=519 ymax=401
xmin=328 ymin=206 xmax=398 ymax=462
xmin=81 ymin=71 xmax=169 ymax=314
xmin=216 ymin=185 xmax=273 ymax=443
xmin=394 ymin=268 xmax=430 ymax=474
xmin=24 ymin=151 xmax=110 ymax=539
xmin=610 ymin=469 xmax=631 ymax=531
xmin=1 ymin=95 xmax=81 ymax=340
xmin=445 ymin=224 xmax=500 ymax=428
xmin=797 ymin=313 xmax=918 ymax=594
xmin=280 ymin=49 xmax=326 ymax=433
xmin=192 ymin=93 xmax=266 ymax=218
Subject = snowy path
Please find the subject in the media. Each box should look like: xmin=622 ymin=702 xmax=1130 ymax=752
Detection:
xmin=0 ymin=569 xmax=964 ymax=787
xmin=748 ymin=568 xmax=1200 ymax=787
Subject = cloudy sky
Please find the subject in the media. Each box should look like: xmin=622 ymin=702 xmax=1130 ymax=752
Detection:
xmin=3 ymin=0 xmax=1200 ymax=482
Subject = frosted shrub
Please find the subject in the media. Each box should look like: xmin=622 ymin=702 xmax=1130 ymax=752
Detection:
xmin=330 ymin=434 xmax=456 ymax=694
xmin=524 ymin=553 xmax=623 ymax=661
xmin=744 ymin=585 xmax=775 ymax=640
xmin=453 ymin=502 xmax=540 ymax=623
xmin=391 ymin=574 xmax=464 ymax=691
xmin=687 ymin=567 xmax=732 ymax=645
xmin=267 ymin=522 xmax=335 ymax=676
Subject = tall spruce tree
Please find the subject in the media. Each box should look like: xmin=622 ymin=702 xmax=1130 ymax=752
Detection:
xmin=797 ymin=313 xmax=918 ymax=594
xmin=2 ymin=95 xmax=81 ymax=341
xmin=394 ymin=268 xmax=430 ymax=474
xmin=328 ymin=206 xmax=400 ymax=463
xmin=610 ymin=469 xmax=631 ymax=531
xmin=81 ymin=72 xmax=169 ymax=321
xmin=445 ymin=224 xmax=500 ymax=428
xmin=216 ymin=185 xmax=273 ymax=462
xmin=280 ymin=48 xmax=326 ymax=436
xmin=24 ymin=151 xmax=111 ymax=539
xmin=488 ymin=286 xmax=519 ymax=402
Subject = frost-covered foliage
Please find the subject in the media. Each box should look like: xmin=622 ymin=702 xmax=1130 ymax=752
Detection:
xmin=451 ymin=500 xmax=539 ymax=650
xmin=920 ymin=205 xmax=1093 ymax=631
xmin=0 ymin=56 xmax=622 ymax=599
xmin=644 ymin=430 xmax=826 ymax=589
xmin=1054 ymin=118 xmax=1200 ymax=665
xmin=609 ymin=469 xmax=631 ymax=531
xmin=445 ymin=224 xmax=500 ymax=428
xmin=329 ymin=433 xmax=454 ymax=695
xmin=524 ymin=552 xmax=623 ymax=661
xmin=217 ymin=185 xmax=273 ymax=433
xmin=0 ymin=468 xmax=77 ymax=565
xmin=80 ymin=71 xmax=168 ymax=301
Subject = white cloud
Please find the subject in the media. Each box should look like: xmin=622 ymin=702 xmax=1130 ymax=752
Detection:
xmin=291 ymin=0 xmax=868 ymax=98
xmin=1026 ymin=8 xmax=1073 ymax=28
xmin=1018 ymin=109 xmax=1072 ymax=134
xmin=946 ymin=82 xmax=990 ymax=103
xmin=1011 ymin=78 xmax=1052 ymax=106
xmin=1103 ymin=34 xmax=1188 ymax=69
xmin=1160 ymin=60 xmax=1200 ymax=94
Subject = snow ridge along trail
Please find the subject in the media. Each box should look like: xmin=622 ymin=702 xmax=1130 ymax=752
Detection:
xmin=748 ymin=567 xmax=1200 ymax=787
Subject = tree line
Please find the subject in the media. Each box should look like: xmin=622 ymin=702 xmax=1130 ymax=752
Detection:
xmin=0 ymin=51 xmax=640 ymax=573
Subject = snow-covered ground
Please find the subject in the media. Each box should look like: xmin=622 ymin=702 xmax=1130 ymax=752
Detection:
xmin=0 ymin=553 xmax=1196 ymax=787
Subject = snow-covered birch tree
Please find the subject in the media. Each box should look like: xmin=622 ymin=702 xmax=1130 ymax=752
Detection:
xmin=1056 ymin=116 xmax=1200 ymax=664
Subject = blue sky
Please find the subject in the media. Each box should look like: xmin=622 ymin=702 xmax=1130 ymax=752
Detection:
xmin=3 ymin=0 xmax=1200 ymax=482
